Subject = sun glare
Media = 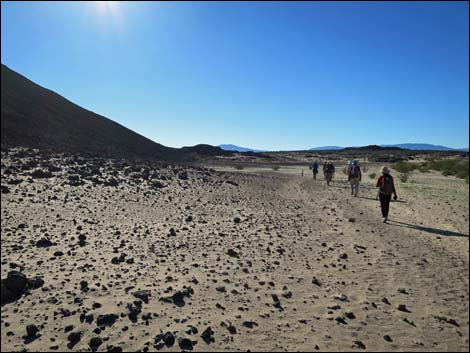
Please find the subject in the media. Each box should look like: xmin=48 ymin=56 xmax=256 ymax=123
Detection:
xmin=97 ymin=1 xmax=117 ymax=10
xmin=94 ymin=1 xmax=122 ymax=26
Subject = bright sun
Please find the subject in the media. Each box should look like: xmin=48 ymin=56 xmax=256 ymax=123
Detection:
xmin=94 ymin=1 xmax=121 ymax=22
xmin=97 ymin=1 xmax=117 ymax=11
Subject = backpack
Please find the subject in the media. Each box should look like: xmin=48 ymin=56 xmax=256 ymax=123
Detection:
xmin=380 ymin=175 xmax=394 ymax=195
xmin=312 ymin=162 xmax=319 ymax=171
xmin=325 ymin=163 xmax=334 ymax=173
xmin=349 ymin=165 xmax=360 ymax=178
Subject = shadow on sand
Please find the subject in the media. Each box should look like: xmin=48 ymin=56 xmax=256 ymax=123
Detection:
xmin=388 ymin=220 xmax=469 ymax=238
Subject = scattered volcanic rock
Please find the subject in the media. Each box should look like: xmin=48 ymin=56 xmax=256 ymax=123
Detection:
xmin=36 ymin=238 xmax=53 ymax=248
xmin=96 ymin=313 xmax=119 ymax=328
xmin=67 ymin=331 xmax=82 ymax=349
xmin=24 ymin=324 xmax=40 ymax=340
xmin=30 ymin=169 xmax=53 ymax=179
xmin=201 ymin=327 xmax=215 ymax=344
xmin=178 ymin=337 xmax=196 ymax=351
xmin=89 ymin=336 xmax=103 ymax=351
xmin=132 ymin=290 xmax=151 ymax=304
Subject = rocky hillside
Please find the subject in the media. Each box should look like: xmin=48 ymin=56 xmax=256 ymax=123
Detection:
xmin=1 ymin=64 xmax=185 ymax=160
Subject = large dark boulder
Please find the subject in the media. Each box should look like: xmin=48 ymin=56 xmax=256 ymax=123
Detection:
xmin=1 ymin=271 xmax=44 ymax=306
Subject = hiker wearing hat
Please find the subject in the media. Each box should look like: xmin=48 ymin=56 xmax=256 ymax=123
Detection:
xmin=376 ymin=166 xmax=398 ymax=223
xmin=347 ymin=160 xmax=362 ymax=196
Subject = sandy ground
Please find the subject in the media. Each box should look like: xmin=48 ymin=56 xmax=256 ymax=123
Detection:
xmin=1 ymin=152 xmax=469 ymax=352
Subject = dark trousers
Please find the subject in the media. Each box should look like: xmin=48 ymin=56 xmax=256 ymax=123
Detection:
xmin=379 ymin=193 xmax=392 ymax=217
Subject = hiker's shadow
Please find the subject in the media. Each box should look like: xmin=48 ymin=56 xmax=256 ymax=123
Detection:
xmin=357 ymin=196 xmax=407 ymax=203
xmin=388 ymin=220 xmax=469 ymax=238
xmin=358 ymin=196 xmax=379 ymax=201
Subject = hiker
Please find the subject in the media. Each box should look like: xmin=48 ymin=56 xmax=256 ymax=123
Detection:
xmin=311 ymin=160 xmax=319 ymax=180
xmin=323 ymin=161 xmax=335 ymax=186
xmin=348 ymin=160 xmax=362 ymax=196
xmin=376 ymin=166 xmax=398 ymax=223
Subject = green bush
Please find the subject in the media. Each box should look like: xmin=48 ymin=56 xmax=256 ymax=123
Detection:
xmin=398 ymin=173 xmax=409 ymax=183
xmin=272 ymin=165 xmax=280 ymax=171
xmin=418 ymin=164 xmax=430 ymax=173
xmin=421 ymin=159 xmax=469 ymax=181
xmin=393 ymin=161 xmax=419 ymax=173
xmin=233 ymin=164 xmax=244 ymax=170
xmin=401 ymin=158 xmax=469 ymax=182
xmin=369 ymin=173 xmax=376 ymax=179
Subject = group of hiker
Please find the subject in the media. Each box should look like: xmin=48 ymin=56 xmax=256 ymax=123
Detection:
xmin=310 ymin=160 xmax=398 ymax=223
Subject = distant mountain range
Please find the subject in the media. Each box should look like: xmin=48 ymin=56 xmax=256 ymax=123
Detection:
xmin=309 ymin=144 xmax=468 ymax=151
xmin=218 ymin=144 xmax=268 ymax=153
xmin=309 ymin=146 xmax=345 ymax=151
xmin=381 ymin=143 xmax=468 ymax=151
xmin=219 ymin=143 xmax=468 ymax=152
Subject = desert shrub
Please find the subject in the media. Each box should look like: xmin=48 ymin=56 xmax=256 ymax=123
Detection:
xmin=362 ymin=163 xmax=367 ymax=173
xmin=398 ymin=172 xmax=409 ymax=183
xmin=233 ymin=164 xmax=244 ymax=170
xmin=343 ymin=167 xmax=348 ymax=175
xmin=272 ymin=165 xmax=280 ymax=171
xmin=369 ymin=173 xmax=376 ymax=179
xmin=421 ymin=159 xmax=469 ymax=181
xmin=418 ymin=164 xmax=430 ymax=173
xmin=393 ymin=161 xmax=418 ymax=173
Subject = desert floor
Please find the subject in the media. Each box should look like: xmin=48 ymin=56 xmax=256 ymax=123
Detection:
xmin=1 ymin=154 xmax=469 ymax=352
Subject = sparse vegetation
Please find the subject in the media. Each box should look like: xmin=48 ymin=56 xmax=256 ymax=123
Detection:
xmin=398 ymin=172 xmax=409 ymax=183
xmin=272 ymin=165 xmax=280 ymax=171
xmin=394 ymin=159 xmax=469 ymax=183
xmin=421 ymin=159 xmax=469 ymax=181
xmin=393 ymin=161 xmax=419 ymax=173
xmin=233 ymin=164 xmax=244 ymax=170
xmin=418 ymin=164 xmax=430 ymax=173
xmin=369 ymin=173 xmax=376 ymax=179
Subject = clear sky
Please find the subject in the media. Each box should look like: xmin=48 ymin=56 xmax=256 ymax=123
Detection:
xmin=1 ymin=1 xmax=469 ymax=150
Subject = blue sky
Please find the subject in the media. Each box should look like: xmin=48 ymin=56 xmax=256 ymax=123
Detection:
xmin=1 ymin=1 xmax=469 ymax=150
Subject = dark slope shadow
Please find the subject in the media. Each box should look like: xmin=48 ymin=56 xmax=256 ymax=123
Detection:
xmin=388 ymin=220 xmax=469 ymax=238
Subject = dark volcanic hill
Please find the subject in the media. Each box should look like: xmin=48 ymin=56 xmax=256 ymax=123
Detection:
xmin=1 ymin=64 xmax=187 ymax=160
xmin=342 ymin=145 xmax=404 ymax=151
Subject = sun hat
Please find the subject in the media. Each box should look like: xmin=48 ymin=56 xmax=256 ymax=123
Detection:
xmin=380 ymin=166 xmax=390 ymax=174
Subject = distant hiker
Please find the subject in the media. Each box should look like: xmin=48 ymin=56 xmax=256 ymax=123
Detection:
xmin=376 ymin=166 xmax=398 ymax=223
xmin=323 ymin=162 xmax=335 ymax=186
xmin=348 ymin=160 xmax=362 ymax=196
xmin=311 ymin=161 xmax=319 ymax=180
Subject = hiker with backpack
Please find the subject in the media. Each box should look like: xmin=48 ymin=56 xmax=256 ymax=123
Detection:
xmin=348 ymin=160 xmax=362 ymax=196
xmin=376 ymin=166 xmax=398 ymax=223
xmin=323 ymin=161 xmax=335 ymax=186
xmin=311 ymin=160 xmax=319 ymax=180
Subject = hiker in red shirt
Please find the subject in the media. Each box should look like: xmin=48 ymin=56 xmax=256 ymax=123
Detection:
xmin=348 ymin=160 xmax=362 ymax=196
xmin=376 ymin=166 xmax=398 ymax=223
